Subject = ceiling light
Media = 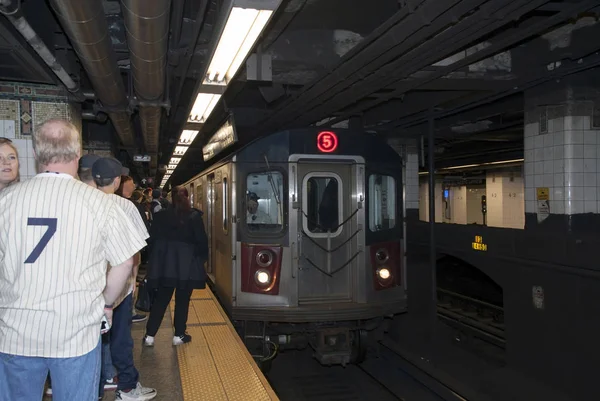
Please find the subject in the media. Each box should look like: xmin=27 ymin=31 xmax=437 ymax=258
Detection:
xmin=173 ymin=146 xmax=189 ymax=156
xmin=168 ymin=164 xmax=177 ymax=170
xmin=188 ymin=93 xmax=221 ymax=123
xmin=169 ymin=157 xmax=181 ymax=165
xmin=205 ymin=5 xmax=276 ymax=85
xmin=179 ymin=130 xmax=199 ymax=146
xmin=166 ymin=168 xmax=174 ymax=174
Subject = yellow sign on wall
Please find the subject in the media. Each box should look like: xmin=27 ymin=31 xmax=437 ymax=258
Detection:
xmin=472 ymin=235 xmax=488 ymax=251
xmin=536 ymin=187 xmax=549 ymax=201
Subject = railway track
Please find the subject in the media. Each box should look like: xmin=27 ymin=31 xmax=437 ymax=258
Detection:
xmin=437 ymin=288 xmax=505 ymax=349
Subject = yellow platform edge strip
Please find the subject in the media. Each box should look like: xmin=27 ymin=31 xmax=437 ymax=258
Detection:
xmin=175 ymin=287 xmax=279 ymax=401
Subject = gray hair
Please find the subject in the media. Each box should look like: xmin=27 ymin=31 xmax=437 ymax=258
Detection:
xmin=33 ymin=119 xmax=81 ymax=166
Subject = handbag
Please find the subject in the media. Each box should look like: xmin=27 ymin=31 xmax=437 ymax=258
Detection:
xmin=135 ymin=278 xmax=155 ymax=312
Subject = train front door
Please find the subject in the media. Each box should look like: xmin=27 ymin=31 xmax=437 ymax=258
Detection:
xmin=295 ymin=161 xmax=361 ymax=304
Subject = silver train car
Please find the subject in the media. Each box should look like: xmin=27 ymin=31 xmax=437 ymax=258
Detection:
xmin=177 ymin=128 xmax=407 ymax=366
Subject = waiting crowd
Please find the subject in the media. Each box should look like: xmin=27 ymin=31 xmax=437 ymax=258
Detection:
xmin=0 ymin=119 xmax=209 ymax=401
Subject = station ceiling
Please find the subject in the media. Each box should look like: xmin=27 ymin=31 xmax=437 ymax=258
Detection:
xmin=0 ymin=0 xmax=599 ymax=185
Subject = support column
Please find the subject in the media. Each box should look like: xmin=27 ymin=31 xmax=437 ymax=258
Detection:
xmin=485 ymin=170 xmax=525 ymax=229
xmin=524 ymin=70 xmax=600 ymax=233
xmin=0 ymin=81 xmax=81 ymax=181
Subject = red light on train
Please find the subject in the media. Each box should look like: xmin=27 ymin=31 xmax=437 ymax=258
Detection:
xmin=317 ymin=131 xmax=338 ymax=153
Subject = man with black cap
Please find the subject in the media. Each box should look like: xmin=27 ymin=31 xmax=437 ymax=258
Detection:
xmin=246 ymin=192 xmax=272 ymax=224
xmin=92 ymin=157 xmax=157 ymax=401
xmin=78 ymin=153 xmax=100 ymax=187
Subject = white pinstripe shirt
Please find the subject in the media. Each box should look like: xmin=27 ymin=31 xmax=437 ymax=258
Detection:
xmin=0 ymin=173 xmax=147 ymax=358
xmin=108 ymin=194 xmax=149 ymax=308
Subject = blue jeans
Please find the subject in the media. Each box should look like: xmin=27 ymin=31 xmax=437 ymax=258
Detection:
xmin=98 ymin=333 xmax=117 ymax=397
xmin=111 ymin=293 xmax=139 ymax=391
xmin=0 ymin=339 xmax=101 ymax=401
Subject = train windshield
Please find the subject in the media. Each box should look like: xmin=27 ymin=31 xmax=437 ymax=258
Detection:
xmin=306 ymin=176 xmax=341 ymax=235
xmin=246 ymin=171 xmax=284 ymax=232
xmin=368 ymin=174 xmax=396 ymax=231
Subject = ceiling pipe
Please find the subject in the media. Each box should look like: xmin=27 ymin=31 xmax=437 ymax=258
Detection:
xmin=0 ymin=0 xmax=84 ymax=99
xmin=121 ymin=0 xmax=171 ymax=175
xmin=49 ymin=0 xmax=137 ymax=150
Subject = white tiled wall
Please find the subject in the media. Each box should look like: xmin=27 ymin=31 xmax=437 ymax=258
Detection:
xmin=450 ymin=186 xmax=467 ymax=224
xmin=524 ymin=115 xmax=599 ymax=214
xmin=486 ymin=172 xmax=504 ymax=228
xmin=405 ymin=152 xmax=419 ymax=209
xmin=485 ymin=171 xmax=525 ymax=229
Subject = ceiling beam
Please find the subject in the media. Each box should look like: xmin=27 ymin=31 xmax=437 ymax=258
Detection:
xmin=315 ymin=0 xmax=598 ymax=128
xmin=379 ymin=48 xmax=600 ymax=134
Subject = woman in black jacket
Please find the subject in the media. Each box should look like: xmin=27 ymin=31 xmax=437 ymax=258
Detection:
xmin=143 ymin=186 xmax=209 ymax=346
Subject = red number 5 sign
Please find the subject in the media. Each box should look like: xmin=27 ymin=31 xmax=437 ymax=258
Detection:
xmin=317 ymin=131 xmax=338 ymax=153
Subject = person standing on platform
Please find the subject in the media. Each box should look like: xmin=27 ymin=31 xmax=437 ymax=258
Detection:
xmin=0 ymin=137 xmax=19 ymax=191
xmin=0 ymin=119 xmax=145 ymax=401
xmin=143 ymin=186 xmax=209 ymax=347
xmin=92 ymin=157 xmax=157 ymax=401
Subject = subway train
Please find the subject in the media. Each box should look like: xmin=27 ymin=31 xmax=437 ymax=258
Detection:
xmin=175 ymin=127 xmax=407 ymax=366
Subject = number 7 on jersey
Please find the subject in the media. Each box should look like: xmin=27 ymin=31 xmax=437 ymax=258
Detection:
xmin=25 ymin=218 xmax=58 ymax=264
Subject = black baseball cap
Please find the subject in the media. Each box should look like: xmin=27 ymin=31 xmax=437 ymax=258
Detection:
xmin=79 ymin=154 xmax=100 ymax=169
xmin=92 ymin=157 xmax=127 ymax=180
xmin=247 ymin=192 xmax=260 ymax=201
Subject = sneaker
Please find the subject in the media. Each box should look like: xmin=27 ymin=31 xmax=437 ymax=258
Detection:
xmin=173 ymin=333 xmax=192 ymax=346
xmin=45 ymin=387 xmax=52 ymax=395
xmin=116 ymin=382 xmax=157 ymax=400
xmin=143 ymin=335 xmax=154 ymax=347
xmin=104 ymin=376 xmax=118 ymax=391
xmin=132 ymin=314 xmax=147 ymax=323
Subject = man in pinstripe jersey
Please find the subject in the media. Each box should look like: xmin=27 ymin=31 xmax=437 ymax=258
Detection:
xmin=0 ymin=120 xmax=147 ymax=401
xmin=92 ymin=157 xmax=156 ymax=400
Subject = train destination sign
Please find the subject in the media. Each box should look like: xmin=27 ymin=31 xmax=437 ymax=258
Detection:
xmin=317 ymin=131 xmax=338 ymax=153
xmin=472 ymin=235 xmax=488 ymax=251
xmin=202 ymin=118 xmax=238 ymax=162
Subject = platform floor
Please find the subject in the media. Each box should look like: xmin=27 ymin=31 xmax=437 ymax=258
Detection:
xmin=44 ymin=287 xmax=277 ymax=401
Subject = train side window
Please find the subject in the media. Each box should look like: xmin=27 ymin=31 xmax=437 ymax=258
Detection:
xmin=196 ymin=184 xmax=203 ymax=210
xmin=245 ymin=171 xmax=284 ymax=232
xmin=368 ymin=174 xmax=396 ymax=231
xmin=222 ymin=178 xmax=228 ymax=232
xmin=304 ymin=174 xmax=342 ymax=236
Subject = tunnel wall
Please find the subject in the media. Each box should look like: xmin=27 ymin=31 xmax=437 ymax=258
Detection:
xmin=405 ymin=209 xmax=600 ymax=400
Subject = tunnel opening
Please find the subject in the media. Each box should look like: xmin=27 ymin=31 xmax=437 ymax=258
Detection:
xmin=436 ymin=255 xmax=505 ymax=362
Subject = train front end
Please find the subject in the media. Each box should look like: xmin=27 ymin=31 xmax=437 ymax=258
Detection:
xmin=230 ymin=128 xmax=407 ymax=366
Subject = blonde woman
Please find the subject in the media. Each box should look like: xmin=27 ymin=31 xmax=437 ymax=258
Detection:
xmin=0 ymin=138 xmax=19 ymax=190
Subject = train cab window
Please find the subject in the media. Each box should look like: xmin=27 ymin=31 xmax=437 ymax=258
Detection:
xmin=368 ymin=174 xmax=396 ymax=231
xmin=304 ymin=174 xmax=342 ymax=236
xmin=246 ymin=171 xmax=284 ymax=232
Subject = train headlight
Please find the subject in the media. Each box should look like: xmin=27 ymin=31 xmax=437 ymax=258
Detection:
xmin=256 ymin=250 xmax=274 ymax=267
xmin=255 ymin=269 xmax=271 ymax=285
xmin=376 ymin=267 xmax=391 ymax=281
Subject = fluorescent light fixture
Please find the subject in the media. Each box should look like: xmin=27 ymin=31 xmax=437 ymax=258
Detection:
xmin=168 ymin=164 xmax=178 ymax=170
xmin=205 ymin=6 xmax=275 ymax=85
xmin=188 ymin=93 xmax=221 ymax=123
xmin=169 ymin=157 xmax=181 ymax=165
xmin=173 ymin=146 xmax=189 ymax=156
xmin=166 ymin=168 xmax=174 ymax=174
xmin=179 ymin=130 xmax=199 ymax=146
xmin=418 ymin=158 xmax=525 ymax=174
